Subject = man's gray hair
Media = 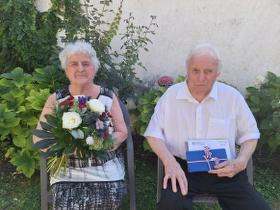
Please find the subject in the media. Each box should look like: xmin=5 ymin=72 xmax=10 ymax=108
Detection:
xmin=59 ymin=40 xmax=100 ymax=71
xmin=186 ymin=43 xmax=222 ymax=71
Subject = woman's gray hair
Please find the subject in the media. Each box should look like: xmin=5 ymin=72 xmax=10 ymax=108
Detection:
xmin=59 ymin=40 xmax=100 ymax=71
xmin=186 ymin=43 xmax=222 ymax=71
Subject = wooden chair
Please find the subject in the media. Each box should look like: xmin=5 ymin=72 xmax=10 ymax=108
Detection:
xmin=156 ymin=157 xmax=253 ymax=204
xmin=40 ymin=101 xmax=136 ymax=210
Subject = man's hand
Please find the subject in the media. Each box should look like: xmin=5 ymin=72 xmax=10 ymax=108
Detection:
xmin=163 ymin=158 xmax=188 ymax=195
xmin=208 ymin=158 xmax=247 ymax=177
xmin=209 ymin=140 xmax=257 ymax=178
xmin=146 ymin=137 xmax=188 ymax=195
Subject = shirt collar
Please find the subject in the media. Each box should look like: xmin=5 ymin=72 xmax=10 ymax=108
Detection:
xmin=176 ymin=81 xmax=218 ymax=102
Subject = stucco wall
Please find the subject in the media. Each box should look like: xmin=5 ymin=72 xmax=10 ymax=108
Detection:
xmin=36 ymin=0 xmax=280 ymax=93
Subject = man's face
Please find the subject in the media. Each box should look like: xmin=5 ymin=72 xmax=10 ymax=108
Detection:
xmin=187 ymin=54 xmax=220 ymax=100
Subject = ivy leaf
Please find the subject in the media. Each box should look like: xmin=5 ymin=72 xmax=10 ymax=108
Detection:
xmin=13 ymin=135 xmax=27 ymax=148
xmin=26 ymin=89 xmax=50 ymax=111
xmin=10 ymin=149 xmax=36 ymax=178
xmin=17 ymin=106 xmax=26 ymax=113
xmin=1 ymin=67 xmax=24 ymax=80
xmin=25 ymin=135 xmax=36 ymax=151
xmin=1 ymin=67 xmax=31 ymax=88
xmin=32 ymin=66 xmax=68 ymax=91
xmin=26 ymin=116 xmax=39 ymax=127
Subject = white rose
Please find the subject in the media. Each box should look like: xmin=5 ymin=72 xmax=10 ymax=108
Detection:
xmin=86 ymin=136 xmax=94 ymax=145
xmin=87 ymin=99 xmax=105 ymax=113
xmin=62 ymin=112 xmax=82 ymax=130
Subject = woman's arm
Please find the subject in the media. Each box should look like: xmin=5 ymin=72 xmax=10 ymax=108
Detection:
xmin=32 ymin=93 xmax=56 ymax=145
xmin=110 ymin=94 xmax=128 ymax=150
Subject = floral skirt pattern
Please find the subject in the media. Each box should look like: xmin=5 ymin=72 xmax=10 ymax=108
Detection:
xmin=51 ymin=181 xmax=127 ymax=210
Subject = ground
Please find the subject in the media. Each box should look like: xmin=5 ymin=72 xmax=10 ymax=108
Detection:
xmin=0 ymin=138 xmax=280 ymax=210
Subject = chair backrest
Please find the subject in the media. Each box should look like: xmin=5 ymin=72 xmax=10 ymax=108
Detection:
xmin=156 ymin=157 xmax=253 ymax=204
xmin=40 ymin=100 xmax=136 ymax=210
xmin=119 ymin=100 xmax=137 ymax=210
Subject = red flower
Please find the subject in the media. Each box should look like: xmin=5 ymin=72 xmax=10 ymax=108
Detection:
xmin=101 ymin=112 xmax=107 ymax=118
xmin=107 ymin=112 xmax=112 ymax=118
xmin=68 ymin=95 xmax=74 ymax=100
xmin=78 ymin=103 xmax=86 ymax=108
xmin=104 ymin=131 xmax=110 ymax=139
xmin=59 ymin=96 xmax=75 ymax=107
xmin=69 ymin=101 xmax=74 ymax=107
xmin=157 ymin=76 xmax=174 ymax=87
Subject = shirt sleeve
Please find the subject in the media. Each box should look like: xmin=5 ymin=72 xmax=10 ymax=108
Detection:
xmin=144 ymin=94 xmax=166 ymax=142
xmin=235 ymin=94 xmax=260 ymax=145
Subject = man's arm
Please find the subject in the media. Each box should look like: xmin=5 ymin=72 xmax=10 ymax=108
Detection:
xmin=147 ymin=136 xmax=188 ymax=195
xmin=209 ymin=139 xmax=257 ymax=177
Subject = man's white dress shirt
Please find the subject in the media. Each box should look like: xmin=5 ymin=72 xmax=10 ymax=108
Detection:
xmin=144 ymin=81 xmax=260 ymax=160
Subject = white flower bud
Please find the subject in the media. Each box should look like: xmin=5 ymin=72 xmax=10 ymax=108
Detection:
xmin=87 ymin=99 xmax=105 ymax=113
xmin=86 ymin=136 xmax=94 ymax=145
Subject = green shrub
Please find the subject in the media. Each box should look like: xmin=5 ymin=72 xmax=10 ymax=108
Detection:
xmin=246 ymin=72 xmax=280 ymax=154
xmin=0 ymin=0 xmax=61 ymax=73
xmin=0 ymin=66 xmax=66 ymax=177
xmin=135 ymin=75 xmax=185 ymax=150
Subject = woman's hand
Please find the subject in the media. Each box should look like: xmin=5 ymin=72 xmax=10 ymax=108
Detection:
xmin=109 ymin=138 xmax=122 ymax=151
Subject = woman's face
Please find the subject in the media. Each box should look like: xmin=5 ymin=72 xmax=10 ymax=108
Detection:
xmin=65 ymin=52 xmax=96 ymax=86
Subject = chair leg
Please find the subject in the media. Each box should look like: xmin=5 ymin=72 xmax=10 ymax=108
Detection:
xmin=40 ymin=155 xmax=49 ymax=210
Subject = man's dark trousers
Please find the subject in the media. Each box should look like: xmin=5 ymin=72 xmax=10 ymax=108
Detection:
xmin=157 ymin=157 xmax=271 ymax=210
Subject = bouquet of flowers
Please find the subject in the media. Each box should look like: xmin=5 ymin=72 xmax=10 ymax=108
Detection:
xmin=33 ymin=95 xmax=114 ymax=176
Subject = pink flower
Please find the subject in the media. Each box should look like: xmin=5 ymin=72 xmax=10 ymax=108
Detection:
xmin=157 ymin=76 xmax=174 ymax=87
xmin=96 ymin=119 xmax=104 ymax=130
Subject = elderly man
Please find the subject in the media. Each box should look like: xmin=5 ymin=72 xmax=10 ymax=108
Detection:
xmin=144 ymin=44 xmax=270 ymax=210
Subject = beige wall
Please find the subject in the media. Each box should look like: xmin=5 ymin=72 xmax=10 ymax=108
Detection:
xmin=36 ymin=0 xmax=280 ymax=92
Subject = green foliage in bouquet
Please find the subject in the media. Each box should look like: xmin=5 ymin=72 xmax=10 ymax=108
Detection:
xmin=33 ymin=95 xmax=114 ymax=176
xmin=0 ymin=67 xmax=66 ymax=177
xmin=246 ymin=72 xmax=280 ymax=154
xmin=135 ymin=75 xmax=185 ymax=151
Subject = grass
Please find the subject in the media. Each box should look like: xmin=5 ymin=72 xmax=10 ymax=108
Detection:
xmin=0 ymin=171 xmax=40 ymax=210
xmin=0 ymin=155 xmax=280 ymax=210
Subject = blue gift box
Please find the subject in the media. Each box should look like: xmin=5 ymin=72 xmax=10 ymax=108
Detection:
xmin=186 ymin=148 xmax=227 ymax=173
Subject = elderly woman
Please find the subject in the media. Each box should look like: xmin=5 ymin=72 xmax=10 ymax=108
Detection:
xmin=33 ymin=41 xmax=128 ymax=210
